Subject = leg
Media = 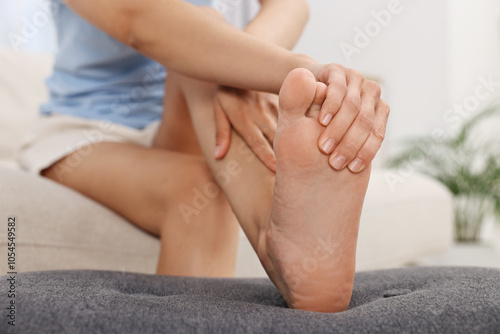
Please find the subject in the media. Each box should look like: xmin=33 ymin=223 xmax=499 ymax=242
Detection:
xmin=42 ymin=96 xmax=239 ymax=277
xmin=42 ymin=4 xmax=239 ymax=277
xmin=43 ymin=143 xmax=239 ymax=277
xmin=171 ymin=69 xmax=370 ymax=312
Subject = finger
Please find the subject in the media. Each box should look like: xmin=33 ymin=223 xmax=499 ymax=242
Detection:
xmin=239 ymin=124 xmax=276 ymax=172
xmin=267 ymin=95 xmax=279 ymax=122
xmin=347 ymin=100 xmax=390 ymax=173
xmin=317 ymin=71 xmax=364 ymax=155
xmin=255 ymin=93 xmax=278 ymax=146
xmin=318 ymin=71 xmax=348 ymax=126
xmin=260 ymin=113 xmax=277 ymax=146
xmin=267 ymin=100 xmax=279 ymax=124
xmin=328 ymin=81 xmax=379 ymax=170
xmin=214 ymin=97 xmax=232 ymax=159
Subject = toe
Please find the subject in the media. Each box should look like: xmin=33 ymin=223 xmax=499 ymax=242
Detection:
xmin=279 ymin=68 xmax=317 ymax=118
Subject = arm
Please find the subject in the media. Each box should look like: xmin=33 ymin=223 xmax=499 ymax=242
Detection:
xmin=244 ymin=0 xmax=310 ymax=49
xmin=64 ymin=0 xmax=313 ymax=94
xmin=67 ymin=0 xmax=387 ymax=174
xmin=207 ymin=0 xmax=310 ymax=170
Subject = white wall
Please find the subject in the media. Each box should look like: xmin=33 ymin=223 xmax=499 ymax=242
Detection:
xmin=295 ymin=0 xmax=500 ymax=156
xmin=0 ymin=0 xmax=56 ymax=53
xmin=447 ymin=0 xmax=500 ymax=128
xmin=294 ymin=0 xmax=450 ymax=156
xmin=2 ymin=0 xmax=499 ymax=156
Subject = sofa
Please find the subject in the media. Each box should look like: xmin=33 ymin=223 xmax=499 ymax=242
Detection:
xmin=0 ymin=48 xmax=455 ymax=277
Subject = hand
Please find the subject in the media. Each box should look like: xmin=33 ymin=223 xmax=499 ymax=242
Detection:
xmin=214 ymin=87 xmax=279 ymax=172
xmin=306 ymin=63 xmax=390 ymax=173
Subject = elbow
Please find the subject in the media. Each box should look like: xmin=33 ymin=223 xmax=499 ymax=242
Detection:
xmin=123 ymin=3 xmax=175 ymax=70
xmin=121 ymin=1 xmax=153 ymax=53
xmin=123 ymin=8 xmax=143 ymax=52
xmin=124 ymin=0 xmax=172 ymax=63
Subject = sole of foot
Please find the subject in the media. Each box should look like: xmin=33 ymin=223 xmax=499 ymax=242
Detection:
xmin=262 ymin=68 xmax=371 ymax=313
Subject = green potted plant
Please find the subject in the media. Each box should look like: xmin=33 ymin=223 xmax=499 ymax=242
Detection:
xmin=387 ymin=102 xmax=500 ymax=242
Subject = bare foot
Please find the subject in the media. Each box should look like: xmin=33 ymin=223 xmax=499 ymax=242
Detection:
xmin=262 ymin=68 xmax=371 ymax=313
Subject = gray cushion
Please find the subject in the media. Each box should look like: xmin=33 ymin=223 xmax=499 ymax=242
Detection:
xmin=1 ymin=267 xmax=499 ymax=333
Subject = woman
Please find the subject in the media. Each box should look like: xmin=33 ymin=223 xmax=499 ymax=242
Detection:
xmin=18 ymin=0 xmax=389 ymax=313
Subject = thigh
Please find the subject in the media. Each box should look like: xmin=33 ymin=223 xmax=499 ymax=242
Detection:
xmin=42 ymin=141 xmax=209 ymax=236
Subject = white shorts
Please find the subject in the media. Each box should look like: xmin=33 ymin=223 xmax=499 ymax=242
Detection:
xmin=17 ymin=114 xmax=160 ymax=174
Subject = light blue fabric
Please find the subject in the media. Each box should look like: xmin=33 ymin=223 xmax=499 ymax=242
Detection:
xmin=42 ymin=0 xmax=212 ymax=129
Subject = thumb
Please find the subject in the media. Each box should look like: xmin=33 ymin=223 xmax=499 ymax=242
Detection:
xmin=214 ymin=97 xmax=232 ymax=159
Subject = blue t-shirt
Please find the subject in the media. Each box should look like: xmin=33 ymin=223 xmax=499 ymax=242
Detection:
xmin=42 ymin=0 xmax=212 ymax=129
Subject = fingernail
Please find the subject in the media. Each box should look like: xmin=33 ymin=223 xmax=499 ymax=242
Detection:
xmin=348 ymin=158 xmax=364 ymax=173
xmin=320 ymin=138 xmax=335 ymax=154
xmin=214 ymin=145 xmax=222 ymax=158
xmin=321 ymin=113 xmax=333 ymax=126
xmin=330 ymin=154 xmax=346 ymax=170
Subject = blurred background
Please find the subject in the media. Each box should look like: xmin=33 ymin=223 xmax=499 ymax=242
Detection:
xmin=0 ymin=0 xmax=498 ymax=274
xmin=3 ymin=0 xmax=499 ymax=148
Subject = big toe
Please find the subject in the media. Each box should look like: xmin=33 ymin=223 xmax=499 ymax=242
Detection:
xmin=279 ymin=68 xmax=317 ymax=118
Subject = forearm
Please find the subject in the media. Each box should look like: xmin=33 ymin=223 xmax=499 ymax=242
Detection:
xmin=65 ymin=0 xmax=314 ymax=94
xmin=244 ymin=0 xmax=309 ymax=50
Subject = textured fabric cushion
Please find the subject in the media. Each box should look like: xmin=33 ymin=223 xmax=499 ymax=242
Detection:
xmin=1 ymin=267 xmax=498 ymax=333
